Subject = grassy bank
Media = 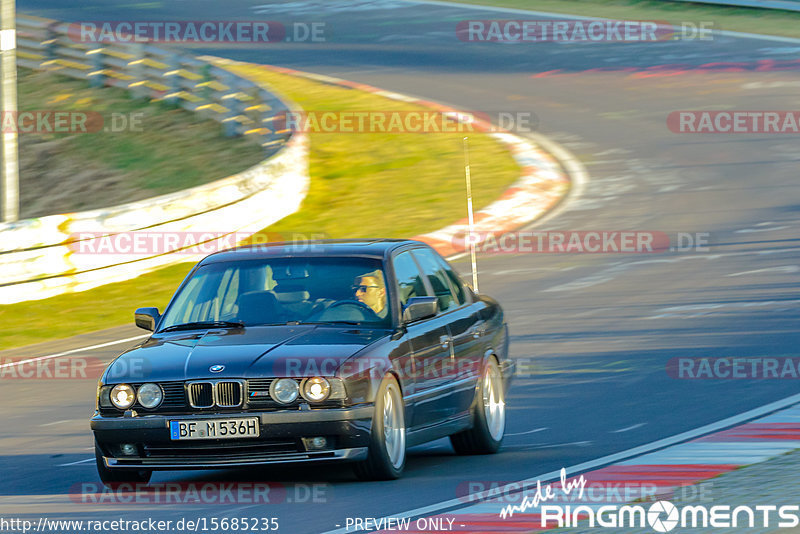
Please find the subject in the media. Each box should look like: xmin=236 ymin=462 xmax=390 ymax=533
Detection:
xmin=17 ymin=68 xmax=264 ymax=219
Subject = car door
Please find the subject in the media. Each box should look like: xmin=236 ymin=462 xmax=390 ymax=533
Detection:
xmin=412 ymin=248 xmax=484 ymax=417
xmin=391 ymin=250 xmax=454 ymax=429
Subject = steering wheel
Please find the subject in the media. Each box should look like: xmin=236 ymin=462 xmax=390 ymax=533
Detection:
xmin=316 ymin=300 xmax=376 ymax=322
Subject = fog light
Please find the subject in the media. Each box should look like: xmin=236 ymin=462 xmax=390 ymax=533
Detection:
xmin=303 ymin=436 xmax=327 ymax=450
xmin=120 ymin=443 xmax=137 ymax=456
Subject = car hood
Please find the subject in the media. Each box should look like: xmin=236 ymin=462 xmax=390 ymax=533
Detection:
xmin=104 ymin=325 xmax=388 ymax=383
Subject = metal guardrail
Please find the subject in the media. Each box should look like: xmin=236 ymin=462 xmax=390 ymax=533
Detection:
xmin=664 ymin=0 xmax=800 ymax=12
xmin=16 ymin=15 xmax=291 ymax=153
xmin=0 ymin=133 xmax=310 ymax=305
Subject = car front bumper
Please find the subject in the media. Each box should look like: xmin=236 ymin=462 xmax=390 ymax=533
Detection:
xmin=92 ymin=405 xmax=373 ymax=470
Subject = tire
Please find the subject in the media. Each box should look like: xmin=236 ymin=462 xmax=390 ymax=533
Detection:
xmin=95 ymin=443 xmax=151 ymax=486
xmin=450 ymin=357 xmax=505 ymax=455
xmin=353 ymin=375 xmax=406 ymax=480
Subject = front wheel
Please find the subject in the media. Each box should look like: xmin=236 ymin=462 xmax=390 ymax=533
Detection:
xmin=450 ymin=357 xmax=505 ymax=454
xmin=95 ymin=443 xmax=151 ymax=486
xmin=353 ymin=375 xmax=406 ymax=480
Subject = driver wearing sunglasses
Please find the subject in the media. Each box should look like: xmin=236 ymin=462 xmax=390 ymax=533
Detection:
xmin=353 ymin=270 xmax=388 ymax=319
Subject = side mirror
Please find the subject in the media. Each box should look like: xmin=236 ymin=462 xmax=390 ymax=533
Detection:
xmin=402 ymin=296 xmax=438 ymax=323
xmin=135 ymin=307 xmax=160 ymax=331
xmin=466 ymin=284 xmax=478 ymax=300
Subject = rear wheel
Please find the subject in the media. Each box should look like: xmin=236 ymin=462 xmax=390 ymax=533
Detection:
xmin=95 ymin=443 xmax=151 ymax=486
xmin=450 ymin=357 xmax=505 ymax=454
xmin=353 ymin=375 xmax=406 ymax=480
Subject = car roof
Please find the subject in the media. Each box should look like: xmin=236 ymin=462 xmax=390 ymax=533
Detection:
xmin=199 ymin=238 xmax=429 ymax=265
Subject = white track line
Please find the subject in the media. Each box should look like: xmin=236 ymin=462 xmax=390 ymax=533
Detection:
xmin=517 ymin=131 xmax=590 ymax=230
xmin=0 ymin=334 xmax=148 ymax=370
xmin=611 ymin=422 xmax=647 ymax=433
xmin=57 ymin=458 xmax=94 ymax=467
xmin=506 ymin=427 xmax=548 ymax=436
xmin=38 ymin=419 xmax=80 ymax=427
xmin=319 ymin=391 xmax=800 ymax=534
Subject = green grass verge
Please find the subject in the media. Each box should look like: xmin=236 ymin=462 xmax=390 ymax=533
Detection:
xmin=0 ymin=65 xmax=520 ymax=351
xmin=229 ymin=64 xmax=518 ymax=239
xmin=438 ymin=0 xmax=800 ymax=39
xmin=18 ymin=68 xmax=264 ymax=201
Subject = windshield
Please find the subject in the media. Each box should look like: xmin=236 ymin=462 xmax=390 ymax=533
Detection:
xmin=159 ymin=257 xmax=392 ymax=330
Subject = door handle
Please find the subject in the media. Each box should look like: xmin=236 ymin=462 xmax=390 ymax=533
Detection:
xmin=439 ymin=335 xmax=450 ymax=349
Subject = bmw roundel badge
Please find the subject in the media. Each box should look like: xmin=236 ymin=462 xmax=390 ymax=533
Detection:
xmin=209 ymin=364 xmax=225 ymax=373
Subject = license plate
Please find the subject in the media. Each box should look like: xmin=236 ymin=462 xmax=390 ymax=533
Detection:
xmin=170 ymin=418 xmax=260 ymax=440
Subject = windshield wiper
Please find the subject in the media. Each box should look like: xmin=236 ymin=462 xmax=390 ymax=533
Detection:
xmin=294 ymin=320 xmax=364 ymax=326
xmin=160 ymin=320 xmax=245 ymax=332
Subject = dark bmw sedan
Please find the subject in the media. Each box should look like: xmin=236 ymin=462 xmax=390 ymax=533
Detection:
xmin=92 ymin=239 xmax=512 ymax=483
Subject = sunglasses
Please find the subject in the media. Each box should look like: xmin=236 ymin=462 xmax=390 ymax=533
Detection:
xmin=352 ymin=284 xmax=379 ymax=292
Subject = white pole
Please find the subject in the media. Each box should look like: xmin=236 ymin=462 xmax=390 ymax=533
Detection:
xmin=463 ymin=136 xmax=478 ymax=293
xmin=1 ymin=0 xmax=18 ymax=222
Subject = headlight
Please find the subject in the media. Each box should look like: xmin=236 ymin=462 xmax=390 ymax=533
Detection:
xmin=137 ymin=383 xmax=163 ymax=408
xmin=110 ymin=384 xmax=136 ymax=409
xmin=302 ymin=377 xmax=331 ymax=402
xmin=270 ymin=378 xmax=299 ymax=404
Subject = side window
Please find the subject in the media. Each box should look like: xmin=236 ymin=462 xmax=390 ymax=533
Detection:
xmin=392 ymin=252 xmax=429 ymax=309
xmin=412 ymin=248 xmax=457 ymax=312
xmin=435 ymin=255 xmax=466 ymax=306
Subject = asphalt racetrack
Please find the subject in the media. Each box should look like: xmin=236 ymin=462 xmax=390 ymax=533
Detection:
xmin=3 ymin=1 xmax=800 ymax=533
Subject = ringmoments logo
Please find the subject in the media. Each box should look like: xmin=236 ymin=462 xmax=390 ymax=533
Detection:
xmin=498 ymin=469 xmax=800 ymax=530
xmin=534 ymin=501 xmax=800 ymax=530
xmin=648 ymin=501 xmax=679 ymax=532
